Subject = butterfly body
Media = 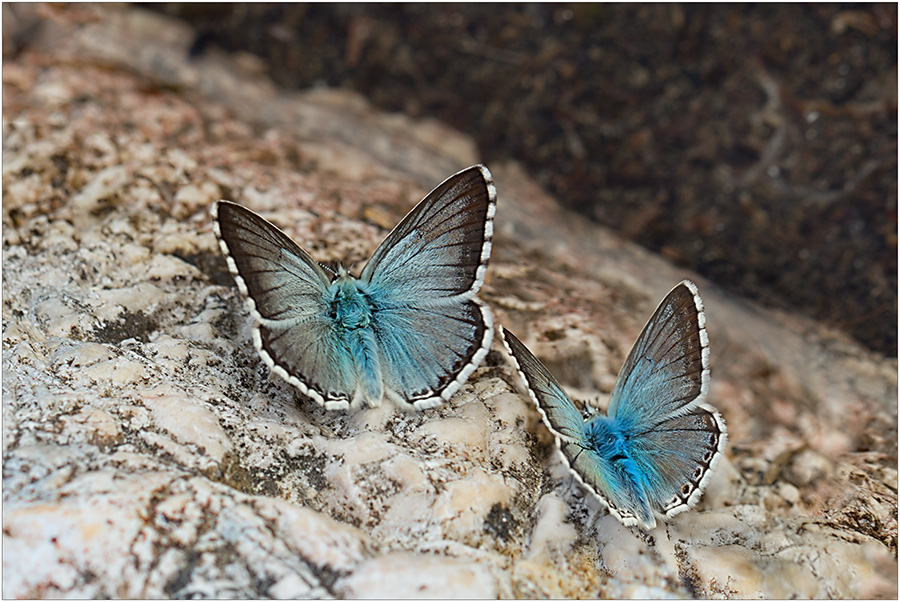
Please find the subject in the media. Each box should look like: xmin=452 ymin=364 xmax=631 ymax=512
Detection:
xmin=325 ymin=272 xmax=381 ymax=403
xmin=502 ymin=281 xmax=727 ymax=530
xmin=214 ymin=165 xmax=496 ymax=411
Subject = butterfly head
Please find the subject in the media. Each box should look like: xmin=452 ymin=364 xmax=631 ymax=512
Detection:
xmin=334 ymin=264 xmax=354 ymax=280
xmin=579 ymin=398 xmax=601 ymax=421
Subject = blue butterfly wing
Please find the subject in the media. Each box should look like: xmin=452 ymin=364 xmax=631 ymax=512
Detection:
xmin=359 ymin=165 xmax=496 ymax=409
xmin=625 ymin=406 xmax=727 ymax=520
xmin=501 ymin=328 xmax=657 ymax=529
xmin=369 ymin=299 xmax=490 ymax=408
xmin=607 ymin=280 xmax=710 ymax=425
xmin=213 ymin=201 xmax=356 ymax=409
xmin=360 ymin=165 xmax=495 ymax=299
xmin=500 ymin=328 xmax=586 ymax=442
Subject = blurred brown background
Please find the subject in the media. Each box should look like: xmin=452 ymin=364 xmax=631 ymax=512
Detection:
xmin=148 ymin=3 xmax=897 ymax=355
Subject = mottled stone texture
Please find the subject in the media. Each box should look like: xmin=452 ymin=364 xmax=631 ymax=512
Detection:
xmin=3 ymin=5 xmax=896 ymax=599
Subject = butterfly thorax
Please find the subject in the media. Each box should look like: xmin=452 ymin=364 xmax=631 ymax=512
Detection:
xmin=328 ymin=273 xmax=372 ymax=332
xmin=584 ymin=416 xmax=632 ymax=464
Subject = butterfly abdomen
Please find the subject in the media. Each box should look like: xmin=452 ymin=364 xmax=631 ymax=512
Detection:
xmin=586 ymin=416 xmax=657 ymax=528
xmin=347 ymin=327 xmax=383 ymax=405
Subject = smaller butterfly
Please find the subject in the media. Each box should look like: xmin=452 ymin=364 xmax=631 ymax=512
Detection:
xmin=501 ymin=280 xmax=727 ymax=530
xmin=213 ymin=165 xmax=496 ymax=411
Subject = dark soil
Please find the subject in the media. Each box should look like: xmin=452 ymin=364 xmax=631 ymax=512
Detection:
xmin=152 ymin=3 xmax=898 ymax=356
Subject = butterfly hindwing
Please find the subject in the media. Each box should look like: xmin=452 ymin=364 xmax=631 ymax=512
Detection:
xmin=374 ymin=300 xmax=491 ymax=409
xmin=627 ymin=406 xmax=727 ymax=518
xmin=563 ymin=430 xmax=655 ymax=528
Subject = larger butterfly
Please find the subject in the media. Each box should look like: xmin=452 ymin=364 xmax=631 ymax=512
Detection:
xmin=501 ymin=280 xmax=727 ymax=530
xmin=213 ymin=165 xmax=496 ymax=411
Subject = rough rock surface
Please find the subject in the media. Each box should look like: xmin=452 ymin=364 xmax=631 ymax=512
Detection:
xmin=3 ymin=5 xmax=897 ymax=598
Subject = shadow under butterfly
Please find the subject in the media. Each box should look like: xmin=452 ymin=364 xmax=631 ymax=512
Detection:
xmin=213 ymin=165 xmax=496 ymax=411
xmin=501 ymin=281 xmax=727 ymax=530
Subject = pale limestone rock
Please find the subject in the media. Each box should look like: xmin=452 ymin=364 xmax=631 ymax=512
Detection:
xmin=143 ymin=385 xmax=233 ymax=464
xmin=333 ymin=552 xmax=499 ymax=598
xmin=2 ymin=4 xmax=896 ymax=599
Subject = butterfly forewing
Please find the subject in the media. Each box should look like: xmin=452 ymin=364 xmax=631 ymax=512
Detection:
xmin=500 ymin=328 xmax=586 ymax=442
xmin=213 ymin=201 xmax=332 ymax=317
xmin=213 ymin=201 xmax=356 ymax=407
xmin=607 ymin=281 xmax=709 ymax=425
xmin=361 ymin=165 xmax=495 ymax=301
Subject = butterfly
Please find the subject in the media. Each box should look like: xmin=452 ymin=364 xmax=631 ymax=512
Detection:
xmin=501 ymin=280 xmax=727 ymax=530
xmin=213 ymin=165 xmax=496 ymax=411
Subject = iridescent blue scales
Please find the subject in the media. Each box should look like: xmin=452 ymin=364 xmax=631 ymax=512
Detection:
xmin=501 ymin=281 xmax=727 ymax=530
xmin=213 ymin=165 xmax=496 ymax=411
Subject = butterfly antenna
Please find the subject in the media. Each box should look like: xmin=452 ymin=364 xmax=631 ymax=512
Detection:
xmin=318 ymin=261 xmax=338 ymax=277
